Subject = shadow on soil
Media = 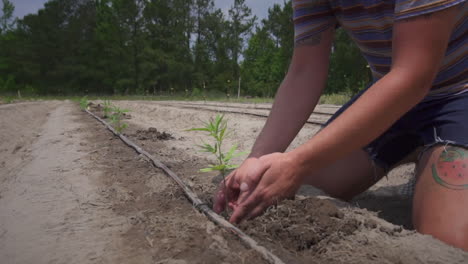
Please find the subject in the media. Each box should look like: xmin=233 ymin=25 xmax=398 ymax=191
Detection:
xmin=353 ymin=193 xmax=413 ymax=230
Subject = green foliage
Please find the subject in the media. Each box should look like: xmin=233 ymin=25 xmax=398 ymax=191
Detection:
xmin=319 ymin=93 xmax=351 ymax=105
xmin=112 ymin=105 xmax=130 ymax=115
xmin=2 ymin=95 xmax=13 ymax=103
xmin=0 ymin=75 xmax=16 ymax=93
xmin=22 ymin=84 xmax=36 ymax=96
xmin=327 ymin=29 xmax=370 ymax=96
xmin=226 ymin=0 xmax=256 ymax=91
xmin=79 ymin=96 xmax=89 ymax=110
xmin=102 ymin=100 xmax=113 ymax=118
xmin=242 ymin=27 xmax=282 ymax=97
xmin=240 ymin=2 xmax=293 ymax=97
xmin=188 ymin=114 xmax=247 ymax=175
xmin=109 ymin=106 xmax=130 ymax=134
xmin=191 ymin=87 xmax=202 ymax=97
xmin=0 ymin=0 xmax=370 ymax=99
xmin=0 ymin=0 xmax=15 ymax=33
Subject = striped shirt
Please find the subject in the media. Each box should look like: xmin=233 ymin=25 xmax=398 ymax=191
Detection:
xmin=293 ymin=0 xmax=467 ymax=97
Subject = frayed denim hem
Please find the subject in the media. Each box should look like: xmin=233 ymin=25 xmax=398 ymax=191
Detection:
xmin=416 ymin=127 xmax=468 ymax=163
xmin=364 ymin=127 xmax=468 ymax=182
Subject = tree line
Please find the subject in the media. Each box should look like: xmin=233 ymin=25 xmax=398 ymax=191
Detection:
xmin=0 ymin=0 xmax=370 ymax=97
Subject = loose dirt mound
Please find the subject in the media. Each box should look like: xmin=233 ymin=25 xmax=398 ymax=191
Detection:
xmin=240 ymin=198 xmax=359 ymax=251
xmin=133 ymin=127 xmax=174 ymax=141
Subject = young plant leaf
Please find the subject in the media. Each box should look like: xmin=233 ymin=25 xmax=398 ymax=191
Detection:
xmin=188 ymin=114 xmax=247 ymax=175
xmin=186 ymin=128 xmax=211 ymax=132
xmin=197 ymin=143 xmax=216 ymax=153
xmin=223 ymin=144 xmax=238 ymax=162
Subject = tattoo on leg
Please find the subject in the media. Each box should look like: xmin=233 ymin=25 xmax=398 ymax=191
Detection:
xmin=295 ymin=33 xmax=322 ymax=48
xmin=432 ymin=146 xmax=468 ymax=190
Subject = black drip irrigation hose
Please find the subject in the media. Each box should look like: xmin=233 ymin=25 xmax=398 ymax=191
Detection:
xmin=162 ymin=102 xmax=335 ymax=116
xmin=157 ymin=103 xmax=327 ymax=126
xmin=85 ymin=109 xmax=286 ymax=264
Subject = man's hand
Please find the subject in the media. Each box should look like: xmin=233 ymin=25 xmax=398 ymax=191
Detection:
xmin=213 ymin=152 xmax=305 ymax=224
xmin=213 ymin=157 xmax=268 ymax=214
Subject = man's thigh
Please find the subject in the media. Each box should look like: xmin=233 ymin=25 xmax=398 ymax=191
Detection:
xmin=413 ymin=145 xmax=468 ymax=250
xmin=302 ymin=149 xmax=385 ymax=200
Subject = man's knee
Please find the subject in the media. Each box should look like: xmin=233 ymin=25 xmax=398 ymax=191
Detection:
xmin=415 ymin=222 xmax=468 ymax=251
xmin=413 ymin=145 xmax=468 ymax=251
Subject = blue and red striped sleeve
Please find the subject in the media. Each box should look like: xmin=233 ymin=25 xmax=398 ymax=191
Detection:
xmin=293 ymin=0 xmax=338 ymax=43
xmin=394 ymin=0 xmax=466 ymax=20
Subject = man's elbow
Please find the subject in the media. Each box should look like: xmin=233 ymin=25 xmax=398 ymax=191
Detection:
xmin=388 ymin=66 xmax=435 ymax=98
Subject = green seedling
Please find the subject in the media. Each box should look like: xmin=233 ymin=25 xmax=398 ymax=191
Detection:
xmin=188 ymin=114 xmax=247 ymax=175
xmin=110 ymin=106 xmax=130 ymax=134
xmin=103 ymin=100 xmax=113 ymax=118
xmin=188 ymin=114 xmax=248 ymax=213
xmin=79 ymin=96 xmax=89 ymax=110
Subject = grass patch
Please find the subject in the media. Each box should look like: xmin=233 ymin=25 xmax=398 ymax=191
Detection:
xmin=1 ymin=96 xmax=14 ymax=104
xmin=15 ymin=94 xmax=274 ymax=104
xmin=4 ymin=93 xmax=349 ymax=106
xmin=319 ymin=94 xmax=351 ymax=105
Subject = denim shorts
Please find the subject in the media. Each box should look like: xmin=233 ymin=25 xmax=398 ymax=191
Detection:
xmin=325 ymin=89 xmax=468 ymax=172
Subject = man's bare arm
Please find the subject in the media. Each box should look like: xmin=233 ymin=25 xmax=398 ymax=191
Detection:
xmin=291 ymin=6 xmax=460 ymax=175
xmin=294 ymin=34 xmax=323 ymax=48
xmin=249 ymin=28 xmax=335 ymax=158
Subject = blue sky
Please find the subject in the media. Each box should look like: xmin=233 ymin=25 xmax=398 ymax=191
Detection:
xmin=11 ymin=0 xmax=286 ymax=19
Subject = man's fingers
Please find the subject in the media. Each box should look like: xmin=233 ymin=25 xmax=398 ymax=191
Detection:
xmin=246 ymin=202 xmax=269 ymax=221
xmin=236 ymin=181 xmax=251 ymax=206
xmin=213 ymin=171 xmax=237 ymax=213
xmin=213 ymin=189 xmax=226 ymax=213
xmin=225 ymin=170 xmax=239 ymax=190
xmin=229 ymin=189 xmax=265 ymax=224
xmin=229 ymin=203 xmax=250 ymax=224
xmin=224 ymin=171 xmax=241 ymax=205
xmin=236 ymin=162 xmax=270 ymax=206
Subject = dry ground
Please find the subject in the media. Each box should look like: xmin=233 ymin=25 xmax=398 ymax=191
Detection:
xmin=0 ymin=100 xmax=467 ymax=264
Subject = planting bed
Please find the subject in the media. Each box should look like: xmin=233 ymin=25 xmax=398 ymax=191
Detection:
xmin=0 ymin=100 xmax=467 ymax=263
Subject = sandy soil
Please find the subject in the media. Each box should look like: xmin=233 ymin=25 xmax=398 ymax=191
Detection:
xmin=0 ymin=101 xmax=266 ymax=264
xmin=0 ymin=100 xmax=467 ymax=264
xmin=110 ymin=100 xmax=467 ymax=263
xmin=0 ymin=101 xmax=129 ymax=263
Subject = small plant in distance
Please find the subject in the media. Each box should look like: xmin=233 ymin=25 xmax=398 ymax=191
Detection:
xmin=79 ymin=96 xmax=89 ymax=110
xmin=102 ymin=100 xmax=113 ymax=118
xmin=188 ymin=114 xmax=248 ymax=212
xmin=110 ymin=106 xmax=130 ymax=134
